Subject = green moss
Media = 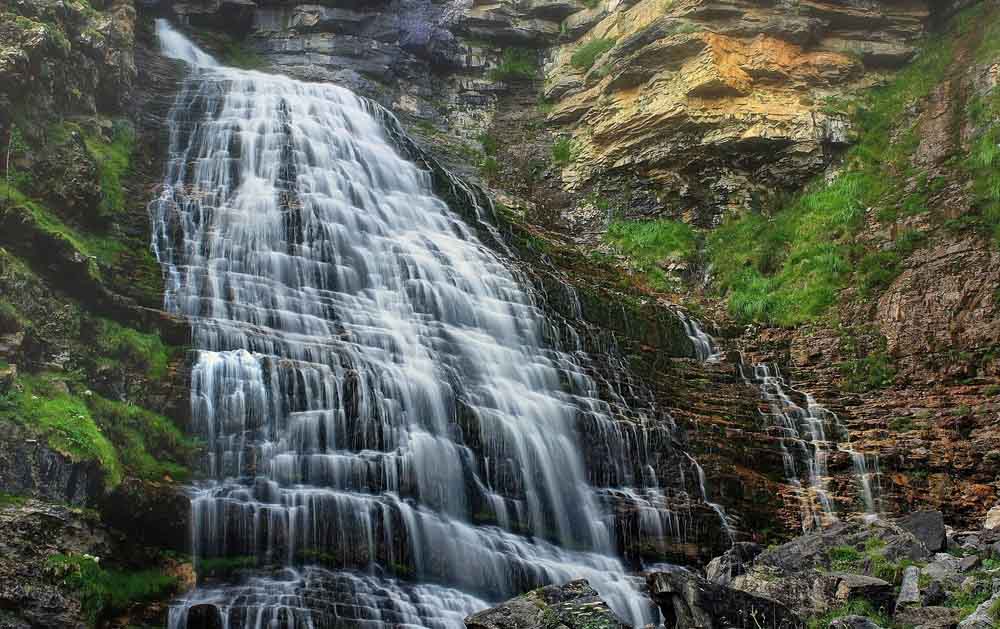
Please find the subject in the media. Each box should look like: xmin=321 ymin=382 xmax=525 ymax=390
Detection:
xmin=0 ymin=373 xmax=122 ymax=487
xmin=82 ymin=120 xmax=136 ymax=221
xmin=86 ymin=396 xmax=196 ymax=482
xmin=46 ymin=554 xmax=177 ymax=626
xmin=963 ymin=89 xmax=1000 ymax=243
xmin=489 ymin=48 xmax=537 ymax=81
xmin=0 ymin=181 xmax=124 ymax=275
xmin=571 ymin=38 xmax=615 ymax=71
xmin=221 ymin=39 xmax=267 ymax=70
xmin=91 ymin=318 xmax=171 ymax=380
xmin=855 ymin=229 xmax=926 ymax=296
xmin=706 ymin=8 xmax=981 ymax=326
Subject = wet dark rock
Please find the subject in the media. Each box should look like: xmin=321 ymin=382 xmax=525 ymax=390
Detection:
xmin=465 ymin=579 xmax=629 ymax=629
xmin=922 ymin=580 xmax=948 ymax=606
xmin=0 ymin=499 xmax=113 ymax=629
xmin=186 ymin=603 xmax=225 ymax=629
xmin=99 ymin=478 xmax=191 ymax=552
xmin=900 ymin=511 xmax=947 ymax=553
xmin=647 ymin=567 xmax=802 ymax=629
xmin=0 ymin=421 xmax=103 ymax=506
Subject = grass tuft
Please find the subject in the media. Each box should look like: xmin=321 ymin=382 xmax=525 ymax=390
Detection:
xmin=571 ymin=38 xmax=615 ymax=71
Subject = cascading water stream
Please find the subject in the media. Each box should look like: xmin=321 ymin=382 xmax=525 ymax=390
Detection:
xmin=677 ymin=316 xmax=882 ymax=528
xmin=150 ymin=21 xmax=725 ymax=628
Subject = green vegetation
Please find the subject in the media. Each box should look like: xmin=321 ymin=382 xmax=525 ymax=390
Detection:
xmin=841 ymin=351 xmax=895 ymax=392
xmin=551 ymin=137 xmax=575 ymax=166
xmin=0 ymin=492 xmax=28 ymax=508
xmin=0 ymin=373 xmax=122 ymax=487
xmin=963 ymin=89 xmax=1000 ymax=243
xmin=826 ymin=538 xmax=915 ymax=585
xmin=806 ymin=599 xmax=889 ymax=629
xmin=570 ymin=38 xmax=615 ymax=71
xmin=604 ymin=219 xmax=697 ymax=291
xmin=855 ymin=229 xmax=926 ymax=296
xmin=81 ymin=120 xmax=136 ymax=221
xmin=944 ymin=587 xmax=992 ymax=618
xmin=489 ymin=48 xmax=537 ymax=81
xmin=86 ymin=396 xmax=196 ymax=482
xmin=706 ymin=9 xmax=986 ymax=326
xmin=46 ymin=553 xmax=178 ymax=626
xmin=92 ymin=317 xmax=171 ymax=380
xmin=196 ymin=555 xmax=257 ymax=578
xmin=221 ymin=38 xmax=267 ymax=70
xmin=0 ymin=300 xmax=21 ymax=334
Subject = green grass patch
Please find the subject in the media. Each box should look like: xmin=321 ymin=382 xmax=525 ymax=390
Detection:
xmin=706 ymin=9 xmax=979 ymax=325
xmin=46 ymin=554 xmax=177 ymax=625
xmin=571 ymin=38 xmax=615 ymax=71
xmin=489 ymin=48 xmax=537 ymax=81
xmin=0 ymin=373 xmax=122 ymax=487
xmin=196 ymin=555 xmax=257 ymax=579
xmin=806 ymin=598 xmax=889 ymax=629
xmin=963 ymin=89 xmax=1000 ymax=243
xmin=0 ymin=492 xmax=28 ymax=508
xmin=91 ymin=318 xmax=171 ymax=380
xmin=86 ymin=396 xmax=196 ymax=482
xmin=604 ymin=219 xmax=697 ymax=292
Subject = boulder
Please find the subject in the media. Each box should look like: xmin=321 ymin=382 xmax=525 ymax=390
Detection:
xmin=832 ymin=574 xmax=894 ymax=613
xmin=647 ymin=567 xmax=802 ymax=629
xmin=829 ymin=616 xmax=885 ymax=629
xmin=704 ymin=542 xmax=763 ymax=586
xmin=984 ymin=506 xmax=1000 ymax=531
xmin=958 ymin=555 xmax=980 ymax=573
xmin=922 ymin=554 xmax=963 ymax=587
xmin=893 ymin=606 xmax=963 ymax=629
xmin=900 ymin=511 xmax=947 ymax=552
xmin=956 ymin=593 xmax=1000 ymax=629
xmin=895 ymin=566 xmax=921 ymax=609
xmin=465 ymin=579 xmax=629 ymax=629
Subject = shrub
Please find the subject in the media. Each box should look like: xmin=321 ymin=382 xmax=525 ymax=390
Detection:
xmin=489 ymin=48 xmax=536 ymax=81
xmin=46 ymin=554 xmax=177 ymax=625
xmin=551 ymin=137 xmax=575 ymax=166
xmin=570 ymin=38 xmax=615 ymax=71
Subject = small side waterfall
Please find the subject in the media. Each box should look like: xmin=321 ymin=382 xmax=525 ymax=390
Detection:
xmin=151 ymin=21 xmax=727 ymax=628
xmin=678 ymin=317 xmax=882 ymax=529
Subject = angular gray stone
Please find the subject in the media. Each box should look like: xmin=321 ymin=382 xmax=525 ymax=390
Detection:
xmin=832 ymin=573 xmax=894 ymax=612
xmin=896 ymin=565 xmax=921 ymax=609
xmin=704 ymin=542 xmax=763 ymax=586
xmin=465 ymin=579 xmax=628 ymax=629
xmin=648 ymin=567 xmax=802 ymax=629
xmin=958 ymin=555 xmax=980 ymax=573
xmin=900 ymin=511 xmax=947 ymax=553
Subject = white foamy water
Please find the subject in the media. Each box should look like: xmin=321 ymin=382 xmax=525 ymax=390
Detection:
xmin=148 ymin=19 xmax=715 ymax=628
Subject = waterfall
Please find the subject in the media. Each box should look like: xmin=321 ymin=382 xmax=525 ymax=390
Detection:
xmin=678 ymin=318 xmax=881 ymax=529
xmin=148 ymin=20 xmax=723 ymax=628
